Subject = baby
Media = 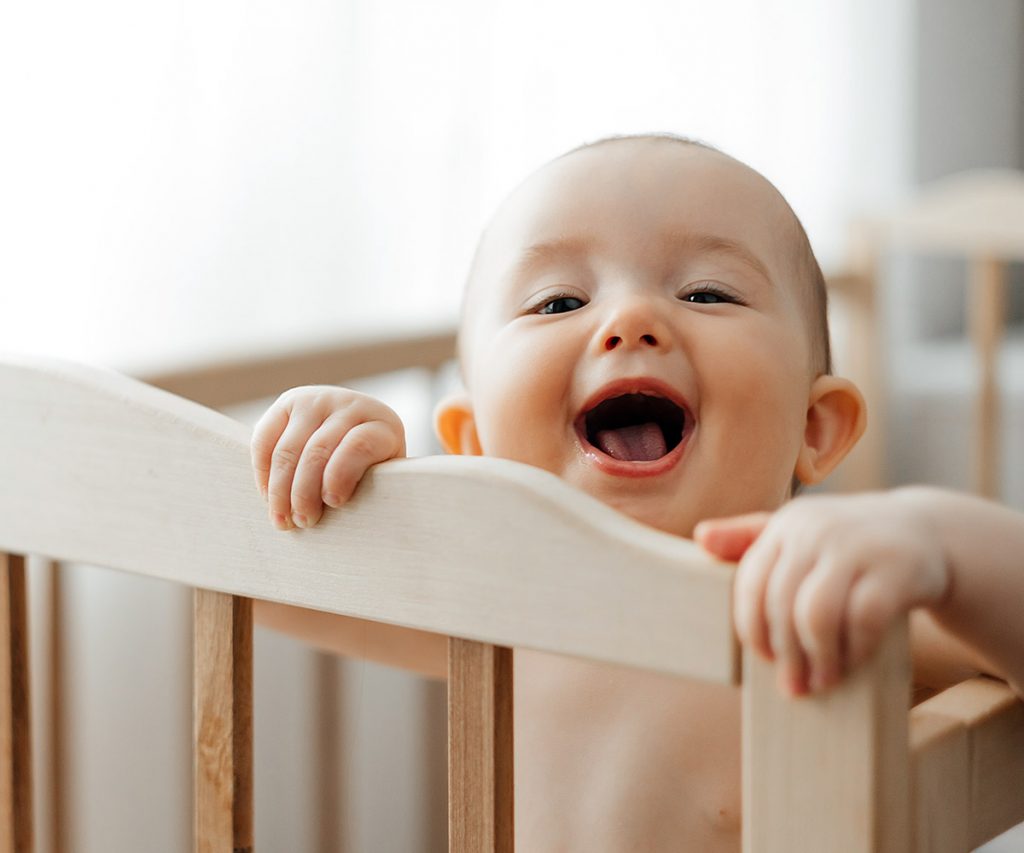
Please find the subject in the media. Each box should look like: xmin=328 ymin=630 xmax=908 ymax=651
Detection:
xmin=251 ymin=134 xmax=1024 ymax=851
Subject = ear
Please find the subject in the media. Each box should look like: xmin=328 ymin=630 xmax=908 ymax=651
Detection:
xmin=434 ymin=393 xmax=483 ymax=456
xmin=794 ymin=376 xmax=867 ymax=486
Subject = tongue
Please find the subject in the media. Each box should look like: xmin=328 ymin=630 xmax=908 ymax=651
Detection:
xmin=595 ymin=422 xmax=667 ymax=462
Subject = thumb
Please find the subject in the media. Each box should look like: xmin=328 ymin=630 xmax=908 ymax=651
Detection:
xmin=694 ymin=512 xmax=772 ymax=561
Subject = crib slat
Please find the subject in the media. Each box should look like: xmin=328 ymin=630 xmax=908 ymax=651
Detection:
xmin=0 ymin=553 xmax=33 ymax=853
xmin=909 ymin=711 xmax=969 ymax=851
xmin=911 ymin=677 xmax=1024 ymax=849
xmin=967 ymin=256 xmax=1005 ymax=498
xmin=743 ymin=621 xmax=911 ymax=852
xmin=194 ymin=591 xmax=253 ymax=853
xmin=448 ymin=639 xmax=513 ymax=853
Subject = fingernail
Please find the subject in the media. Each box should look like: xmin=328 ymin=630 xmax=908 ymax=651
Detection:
xmin=271 ymin=512 xmax=288 ymax=530
xmin=324 ymin=494 xmax=340 ymax=508
xmin=293 ymin=514 xmax=307 ymax=529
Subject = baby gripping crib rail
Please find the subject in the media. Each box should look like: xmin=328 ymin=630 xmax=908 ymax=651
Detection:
xmin=0 ymin=355 xmax=1022 ymax=852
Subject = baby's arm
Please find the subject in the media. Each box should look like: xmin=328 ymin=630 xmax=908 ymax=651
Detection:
xmin=250 ymin=386 xmax=447 ymax=679
xmin=695 ymin=488 xmax=1024 ymax=700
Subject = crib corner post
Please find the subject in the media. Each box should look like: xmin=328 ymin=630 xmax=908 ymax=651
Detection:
xmin=741 ymin=619 xmax=911 ymax=853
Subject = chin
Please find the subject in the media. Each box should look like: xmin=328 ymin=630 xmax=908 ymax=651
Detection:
xmin=602 ymin=493 xmax=698 ymax=539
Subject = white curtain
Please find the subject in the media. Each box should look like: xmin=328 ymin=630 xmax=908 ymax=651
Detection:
xmin=2 ymin=0 xmax=912 ymax=372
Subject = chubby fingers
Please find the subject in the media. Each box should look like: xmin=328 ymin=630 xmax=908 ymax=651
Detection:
xmin=694 ymin=512 xmax=771 ymax=561
xmin=263 ymin=406 xmax=327 ymax=529
xmin=282 ymin=414 xmax=406 ymax=529
xmin=791 ymin=556 xmax=858 ymax=692
xmin=724 ymin=511 xmax=847 ymax=697
xmin=738 ymin=532 xmax=859 ymax=697
xmin=251 ymin=404 xmax=289 ymax=500
xmin=708 ymin=494 xmax=949 ymax=698
xmin=762 ymin=548 xmax=817 ymax=696
xmin=731 ymin=528 xmax=780 ymax=662
xmin=250 ymin=390 xmax=407 ymax=531
xmin=320 ymin=420 xmax=406 ymax=510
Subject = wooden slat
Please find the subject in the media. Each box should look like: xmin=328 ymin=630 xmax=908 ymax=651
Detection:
xmin=910 ymin=712 xmax=969 ymax=851
xmin=194 ymin=591 xmax=253 ymax=853
xmin=448 ymin=639 xmax=513 ymax=853
xmin=910 ymin=677 xmax=1024 ymax=849
xmin=0 ymin=356 xmax=737 ymax=683
xmin=48 ymin=561 xmax=65 ymax=853
xmin=0 ymin=553 xmax=33 ymax=853
xmin=743 ymin=622 xmax=911 ymax=852
xmin=423 ymin=679 xmax=450 ymax=852
xmin=967 ymin=257 xmax=1005 ymax=499
xmin=312 ymin=654 xmax=343 ymax=853
xmin=141 ymin=326 xmax=456 ymax=409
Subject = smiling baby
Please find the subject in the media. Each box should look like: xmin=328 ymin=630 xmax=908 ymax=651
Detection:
xmin=251 ymin=134 xmax=1024 ymax=851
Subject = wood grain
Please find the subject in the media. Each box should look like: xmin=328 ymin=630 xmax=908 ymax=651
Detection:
xmin=0 ymin=356 xmax=736 ymax=684
xmin=448 ymin=639 xmax=513 ymax=853
xmin=0 ymin=553 xmax=32 ymax=853
xmin=910 ymin=677 xmax=1024 ymax=849
xmin=909 ymin=711 xmax=969 ymax=851
xmin=743 ymin=621 xmax=911 ymax=852
xmin=967 ymin=257 xmax=1005 ymax=499
xmin=194 ymin=591 xmax=252 ymax=853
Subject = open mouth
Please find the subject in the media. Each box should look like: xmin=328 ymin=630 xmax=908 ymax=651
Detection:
xmin=579 ymin=392 xmax=687 ymax=463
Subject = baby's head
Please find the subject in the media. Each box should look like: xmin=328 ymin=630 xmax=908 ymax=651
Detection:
xmin=436 ymin=134 xmax=864 ymax=537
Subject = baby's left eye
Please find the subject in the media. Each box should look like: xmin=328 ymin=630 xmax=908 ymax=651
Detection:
xmin=538 ymin=296 xmax=586 ymax=315
xmin=679 ymin=285 xmax=739 ymax=305
xmin=684 ymin=291 xmax=728 ymax=304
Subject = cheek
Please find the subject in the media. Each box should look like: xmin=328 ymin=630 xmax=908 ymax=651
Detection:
xmin=696 ymin=330 xmax=811 ymax=474
xmin=469 ymin=328 xmax=576 ymax=463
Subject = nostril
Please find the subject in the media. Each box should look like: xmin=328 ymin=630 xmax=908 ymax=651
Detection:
xmin=641 ymin=334 xmax=657 ymax=346
xmin=605 ymin=336 xmax=621 ymax=351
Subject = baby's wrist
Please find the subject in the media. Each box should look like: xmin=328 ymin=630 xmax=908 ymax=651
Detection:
xmin=891 ymin=485 xmax=956 ymax=611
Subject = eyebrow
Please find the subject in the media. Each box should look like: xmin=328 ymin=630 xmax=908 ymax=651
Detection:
xmin=509 ymin=232 xmax=773 ymax=286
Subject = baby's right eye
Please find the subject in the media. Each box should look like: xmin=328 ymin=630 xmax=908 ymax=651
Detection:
xmin=537 ymin=295 xmax=586 ymax=315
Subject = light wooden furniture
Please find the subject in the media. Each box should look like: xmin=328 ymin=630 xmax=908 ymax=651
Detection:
xmin=38 ymin=325 xmax=459 ymax=853
xmin=839 ymin=169 xmax=1024 ymax=496
xmin=2 ymin=355 xmax=1023 ymax=851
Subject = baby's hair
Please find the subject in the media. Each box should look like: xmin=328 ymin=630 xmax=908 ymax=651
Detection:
xmin=563 ymin=132 xmax=833 ymax=377
xmin=459 ymin=132 xmax=833 ymax=381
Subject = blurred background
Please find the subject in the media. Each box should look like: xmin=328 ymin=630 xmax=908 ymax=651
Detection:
xmin=2 ymin=0 xmax=1022 ymax=850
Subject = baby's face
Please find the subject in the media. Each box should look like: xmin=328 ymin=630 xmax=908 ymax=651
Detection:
xmin=457 ymin=140 xmax=829 ymax=537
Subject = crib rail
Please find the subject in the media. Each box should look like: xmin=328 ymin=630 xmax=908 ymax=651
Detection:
xmin=910 ymin=676 xmax=1024 ymax=850
xmin=0 ymin=356 xmax=735 ymax=682
xmin=137 ymin=324 xmax=457 ymax=409
xmin=2 ymin=354 xmax=1023 ymax=852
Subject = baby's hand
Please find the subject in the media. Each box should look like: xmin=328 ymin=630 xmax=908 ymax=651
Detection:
xmin=694 ymin=492 xmax=949 ymax=697
xmin=250 ymin=386 xmax=406 ymax=530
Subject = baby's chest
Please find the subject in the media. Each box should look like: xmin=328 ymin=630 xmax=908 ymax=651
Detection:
xmin=513 ymin=650 xmax=742 ymax=851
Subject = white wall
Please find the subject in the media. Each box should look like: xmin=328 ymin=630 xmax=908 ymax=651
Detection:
xmin=2 ymin=0 xmax=913 ymax=374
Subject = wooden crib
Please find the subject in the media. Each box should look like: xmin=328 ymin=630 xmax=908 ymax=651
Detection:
xmin=1 ymin=342 xmax=1023 ymax=852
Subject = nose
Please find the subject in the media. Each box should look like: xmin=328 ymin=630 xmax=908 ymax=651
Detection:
xmin=596 ymin=297 xmax=672 ymax=354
